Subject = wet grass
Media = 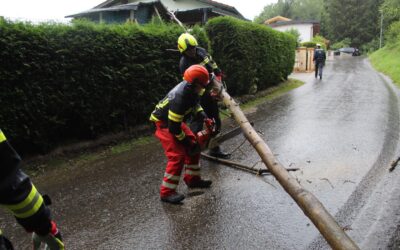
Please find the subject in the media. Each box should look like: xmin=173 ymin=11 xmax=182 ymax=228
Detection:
xmin=26 ymin=136 xmax=157 ymax=176
xmin=220 ymin=78 xmax=304 ymax=119
xmin=370 ymin=42 xmax=400 ymax=87
xmin=26 ymin=78 xmax=303 ymax=175
xmin=109 ymin=136 xmax=154 ymax=154
xmin=241 ymin=78 xmax=303 ymax=110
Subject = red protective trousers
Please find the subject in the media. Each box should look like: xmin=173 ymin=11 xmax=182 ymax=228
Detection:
xmin=154 ymin=122 xmax=201 ymax=197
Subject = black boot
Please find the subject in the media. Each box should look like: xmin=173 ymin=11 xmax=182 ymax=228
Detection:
xmin=209 ymin=146 xmax=231 ymax=159
xmin=187 ymin=179 xmax=212 ymax=188
xmin=160 ymin=193 xmax=185 ymax=204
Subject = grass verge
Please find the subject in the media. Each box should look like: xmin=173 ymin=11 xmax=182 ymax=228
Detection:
xmin=369 ymin=42 xmax=400 ymax=87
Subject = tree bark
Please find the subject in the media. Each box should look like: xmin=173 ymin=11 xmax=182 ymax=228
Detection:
xmin=214 ymin=80 xmax=359 ymax=250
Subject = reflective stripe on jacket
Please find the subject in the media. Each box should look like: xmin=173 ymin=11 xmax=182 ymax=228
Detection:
xmin=179 ymin=47 xmax=221 ymax=76
xmin=149 ymin=81 xmax=203 ymax=141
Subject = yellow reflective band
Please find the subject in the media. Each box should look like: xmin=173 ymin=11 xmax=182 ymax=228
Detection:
xmin=199 ymin=88 xmax=206 ymax=96
xmin=0 ymin=130 xmax=6 ymax=143
xmin=156 ymin=98 xmax=169 ymax=109
xmin=54 ymin=237 xmax=65 ymax=250
xmin=184 ymin=108 xmax=193 ymax=115
xmin=168 ymin=110 xmax=183 ymax=122
xmin=162 ymin=181 xmax=178 ymax=189
xmin=175 ymin=131 xmax=186 ymax=141
xmin=4 ymin=185 xmax=44 ymax=219
xmin=196 ymin=105 xmax=204 ymax=113
xmin=185 ymin=164 xmax=200 ymax=170
xmin=201 ymin=57 xmax=210 ymax=65
xmin=185 ymin=169 xmax=200 ymax=176
xmin=150 ymin=114 xmax=160 ymax=122
xmin=164 ymin=173 xmax=181 ymax=181
xmin=0 ymin=229 xmax=2 ymax=235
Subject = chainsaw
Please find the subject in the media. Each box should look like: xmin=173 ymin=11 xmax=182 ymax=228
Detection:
xmin=206 ymin=122 xmax=254 ymax=150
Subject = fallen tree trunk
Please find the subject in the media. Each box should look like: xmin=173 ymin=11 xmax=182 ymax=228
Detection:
xmin=214 ymin=80 xmax=359 ymax=250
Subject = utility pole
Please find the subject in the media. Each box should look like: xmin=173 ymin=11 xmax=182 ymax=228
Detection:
xmin=379 ymin=10 xmax=384 ymax=49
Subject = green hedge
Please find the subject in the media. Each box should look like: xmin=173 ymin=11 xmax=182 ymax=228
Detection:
xmin=0 ymin=19 xmax=207 ymax=153
xmin=301 ymin=41 xmax=317 ymax=48
xmin=205 ymin=16 xmax=296 ymax=95
xmin=1 ymin=17 xmax=296 ymax=154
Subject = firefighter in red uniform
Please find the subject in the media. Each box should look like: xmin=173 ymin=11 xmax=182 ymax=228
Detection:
xmin=177 ymin=33 xmax=231 ymax=159
xmin=0 ymin=129 xmax=64 ymax=250
xmin=150 ymin=65 xmax=213 ymax=204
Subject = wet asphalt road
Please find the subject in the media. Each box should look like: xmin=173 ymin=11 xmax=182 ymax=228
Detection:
xmin=2 ymin=56 xmax=400 ymax=250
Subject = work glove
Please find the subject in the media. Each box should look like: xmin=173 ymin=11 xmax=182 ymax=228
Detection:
xmin=209 ymin=73 xmax=224 ymax=101
xmin=32 ymin=221 xmax=64 ymax=250
xmin=204 ymin=118 xmax=216 ymax=136
xmin=215 ymin=74 xmax=222 ymax=82
xmin=196 ymin=118 xmax=216 ymax=149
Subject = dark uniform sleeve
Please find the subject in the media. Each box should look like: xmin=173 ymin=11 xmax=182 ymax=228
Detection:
xmin=167 ymin=94 xmax=189 ymax=142
xmin=196 ymin=47 xmax=221 ymax=75
xmin=0 ymin=130 xmax=21 ymax=179
xmin=179 ymin=56 xmax=190 ymax=75
xmin=0 ymin=129 xmax=52 ymax=236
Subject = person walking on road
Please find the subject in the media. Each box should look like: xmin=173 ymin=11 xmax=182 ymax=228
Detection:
xmin=177 ymin=33 xmax=231 ymax=159
xmin=150 ymin=65 xmax=214 ymax=204
xmin=313 ymin=43 xmax=326 ymax=80
xmin=0 ymin=129 xmax=64 ymax=250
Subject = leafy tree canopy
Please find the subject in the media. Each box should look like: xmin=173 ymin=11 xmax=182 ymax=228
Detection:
xmin=254 ymin=0 xmax=323 ymax=23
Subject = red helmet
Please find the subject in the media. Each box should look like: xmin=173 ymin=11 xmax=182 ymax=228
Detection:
xmin=183 ymin=65 xmax=209 ymax=87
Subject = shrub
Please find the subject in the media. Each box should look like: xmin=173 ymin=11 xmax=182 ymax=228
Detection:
xmin=0 ymin=19 xmax=206 ymax=153
xmin=205 ymin=16 xmax=296 ymax=96
xmin=284 ymin=28 xmax=301 ymax=47
xmin=331 ymin=38 xmax=352 ymax=50
xmin=361 ymin=38 xmax=380 ymax=53
xmin=385 ymin=20 xmax=400 ymax=46
xmin=301 ymin=41 xmax=317 ymax=48
xmin=1 ymin=17 xmax=297 ymax=154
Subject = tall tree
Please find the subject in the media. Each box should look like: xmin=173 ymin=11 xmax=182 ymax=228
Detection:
xmin=291 ymin=0 xmax=324 ymax=21
xmin=381 ymin=0 xmax=400 ymax=22
xmin=254 ymin=0 xmax=324 ymax=23
xmin=324 ymin=0 xmax=383 ymax=47
xmin=380 ymin=0 xmax=400 ymax=45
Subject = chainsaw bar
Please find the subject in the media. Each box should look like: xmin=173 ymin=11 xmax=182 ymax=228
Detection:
xmin=207 ymin=122 xmax=254 ymax=149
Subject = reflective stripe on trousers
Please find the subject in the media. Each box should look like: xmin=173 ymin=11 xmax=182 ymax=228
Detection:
xmin=154 ymin=122 xmax=201 ymax=197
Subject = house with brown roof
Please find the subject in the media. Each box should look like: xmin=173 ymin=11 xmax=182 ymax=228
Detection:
xmin=66 ymin=0 xmax=245 ymax=25
xmin=265 ymin=16 xmax=320 ymax=42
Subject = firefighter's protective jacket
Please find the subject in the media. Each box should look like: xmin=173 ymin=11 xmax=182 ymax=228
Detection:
xmin=150 ymin=81 xmax=203 ymax=142
xmin=0 ymin=129 xmax=51 ymax=235
xmin=179 ymin=47 xmax=221 ymax=76
xmin=0 ymin=129 xmax=21 ymax=185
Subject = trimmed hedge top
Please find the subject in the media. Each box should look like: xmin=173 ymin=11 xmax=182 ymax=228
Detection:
xmin=205 ymin=16 xmax=296 ymax=95
xmin=0 ymin=19 xmax=207 ymax=153
xmin=1 ymin=17 xmax=295 ymax=154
